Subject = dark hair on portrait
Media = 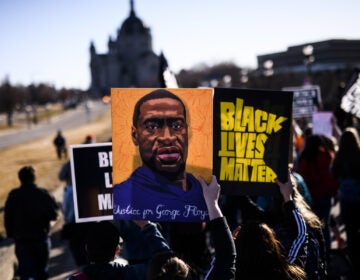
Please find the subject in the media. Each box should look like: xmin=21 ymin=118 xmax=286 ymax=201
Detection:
xmin=132 ymin=89 xmax=186 ymax=126
xmin=18 ymin=166 xmax=36 ymax=185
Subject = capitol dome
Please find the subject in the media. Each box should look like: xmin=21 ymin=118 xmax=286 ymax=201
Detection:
xmin=118 ymin=0 xmax=149 ymax=35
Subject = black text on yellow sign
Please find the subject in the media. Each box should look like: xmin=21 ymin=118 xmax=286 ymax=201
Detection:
xmin=218 ymin=98 xmax=287 ymax=182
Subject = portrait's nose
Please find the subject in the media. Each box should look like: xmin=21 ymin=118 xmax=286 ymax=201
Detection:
xmin=158 ymin=125 xmax=176 ymax=143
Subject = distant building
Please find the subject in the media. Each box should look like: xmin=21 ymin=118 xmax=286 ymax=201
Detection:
xmin=257 ymin=39 xmax=360 ymax=74
xmin=89 ymin=0 xmax=174 ymax=97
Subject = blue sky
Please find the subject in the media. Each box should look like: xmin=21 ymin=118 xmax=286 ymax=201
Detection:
xmin=0 ymin=0 xmax=359 ymax=90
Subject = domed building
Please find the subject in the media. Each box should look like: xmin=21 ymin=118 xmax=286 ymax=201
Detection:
xmin=89 ymin=0 xmax=174 ymax=97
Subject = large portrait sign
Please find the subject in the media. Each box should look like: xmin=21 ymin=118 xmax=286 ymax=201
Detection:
xmin=70 ymin=143 xmax=113 ymax=222
xmin=213 ymin=88 xmax=293 ymax=195
xmin=283 ymin=85 xmax=321 ymax=119
xmin=111 ymin=88 xmax=213 ymax=222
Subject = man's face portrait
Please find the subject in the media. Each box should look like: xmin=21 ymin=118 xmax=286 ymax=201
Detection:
xmin=111 ymin=88 xmax=213 ymax=185
xmin=132 ymin=97 xmax=188 ymax=175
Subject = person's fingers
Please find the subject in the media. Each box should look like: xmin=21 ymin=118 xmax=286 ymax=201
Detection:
xmin=198 ymin=176 xmax=205 ymax=185
xmin=198 ymin=176 xmax=206 ymax=185
xmin=275 ymin=178 xmax=283 ymax=187
xmin=210 ymin=175 xmax=218 ymax=187
xmin=198 ymin=176 xmax=208 ymax=193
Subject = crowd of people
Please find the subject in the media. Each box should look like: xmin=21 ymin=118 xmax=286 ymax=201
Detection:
xmin=3 ymin=97 xmax=360 ymax=280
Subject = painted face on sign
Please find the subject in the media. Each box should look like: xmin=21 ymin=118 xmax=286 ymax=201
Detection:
xmin=132 ymin=97 xmax=188 ymax=176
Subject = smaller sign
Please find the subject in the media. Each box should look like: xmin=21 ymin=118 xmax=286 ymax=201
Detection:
xmin=312 ymin=112 xmax=333 ymax=138
xmin=70 ymin=143 xmax=113 ymax=222
xmin=213 ymin=88 xmax=293 ymax=196
xmin=283 ymin=85 xmax=322 ymax=119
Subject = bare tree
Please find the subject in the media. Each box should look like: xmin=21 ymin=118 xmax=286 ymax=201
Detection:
xmin=0 ymin=79 xmax=18 ymax=127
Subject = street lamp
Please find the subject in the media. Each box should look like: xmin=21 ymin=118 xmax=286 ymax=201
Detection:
xmin=222 ymin=75 xmax=232 ymax=87
xmin=263 ymin=60 xmax=274 ymax=77
xmin=302 ymin=45 xmax=315 ymax=83
xmin=240 ymin=69 xmax=249 ymax=87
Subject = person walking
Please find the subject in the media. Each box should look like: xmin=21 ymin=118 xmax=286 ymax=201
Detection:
xmin=4 ymin=166 xmax=59 ymax=280
xmin=53 ymin=130 xmax=67 ymax=160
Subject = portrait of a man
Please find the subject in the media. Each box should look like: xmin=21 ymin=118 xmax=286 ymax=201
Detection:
xmin=111 ymin=88 xmax=213 ymax=222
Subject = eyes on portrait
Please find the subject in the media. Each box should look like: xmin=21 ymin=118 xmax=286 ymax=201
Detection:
xmin=143 ymin=118 xmax=186 ymax=133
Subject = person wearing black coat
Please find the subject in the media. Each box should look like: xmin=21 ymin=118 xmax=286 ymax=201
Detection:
xmin=4 ymin=166 xmax=59 ymax=280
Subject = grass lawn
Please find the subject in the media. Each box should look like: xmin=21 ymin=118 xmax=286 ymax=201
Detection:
xmin=0 ymin=103 xmax=64 ymax=131
xmin=0 ymin=107 xmax=112 ymax=238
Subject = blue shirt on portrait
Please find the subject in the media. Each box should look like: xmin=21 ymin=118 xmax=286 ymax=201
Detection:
xmin=113 ymin=167 xmax=208 ymax=222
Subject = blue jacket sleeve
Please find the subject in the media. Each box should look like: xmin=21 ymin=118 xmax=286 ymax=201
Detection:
xmin=141 ymin=222 xmax=171 ymax=255
xmin=119 ymin=221 xmax=170 ymax=262
xmin=120 ymin=222 xmax=171 ymax=280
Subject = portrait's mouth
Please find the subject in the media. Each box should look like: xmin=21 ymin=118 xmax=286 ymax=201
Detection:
xmin=156 ymin=147 xmax=181 ymax=163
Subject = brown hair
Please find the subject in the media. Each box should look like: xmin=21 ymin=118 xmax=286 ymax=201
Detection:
xmin=234 ymin=221 xmax=306 ymax=280
xmin=147 ymin=251 xmax=191 ymax=280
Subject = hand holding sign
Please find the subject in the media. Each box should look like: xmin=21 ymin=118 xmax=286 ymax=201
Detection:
xmin=198 ymin=175 xmax=222 ymax=220
xmin=275 ymin=169 xmax=295 ymax=203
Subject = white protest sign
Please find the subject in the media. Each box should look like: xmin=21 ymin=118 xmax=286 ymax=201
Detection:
xmin=283 ymin=85 xmax=322 ymax=119
xmin=341 ymin=72 xmax=360 ymax=118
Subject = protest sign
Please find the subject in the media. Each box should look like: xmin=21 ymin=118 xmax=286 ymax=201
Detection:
xmin=213 ymin=88 xmax=293 ymax=195
xmin=283 ymin=85 xmax=321 ymax=119
xmin=341 ymin=70 xmax=360 ymax=118
xmin=312 ymin=112 xmax=333 ymax=138
xmin=70 ymin=143 xmax=113 ymax=222
xmin=111 ymin=88 xmax=213 ymax=222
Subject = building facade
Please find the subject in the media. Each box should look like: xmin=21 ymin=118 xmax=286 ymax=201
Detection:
xmin=89 ymin=0 xmax=169 ymax=97
xmin=257 ymin=39 xmax=360 ymax=74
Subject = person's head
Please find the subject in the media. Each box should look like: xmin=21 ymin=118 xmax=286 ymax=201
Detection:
xmin=18 ymin=166 xmax=36 ymax=185
xmin=56 ymin=130 xmax=65 ymax=139
xmin=131 ymin=89 xmax=188 ymax=177
xmin=338 ymin=126 xmax=360 ymax=155
xmin=300 ymin=134 xmax=324 ymax=161
xmin=147 ymin=251 xmax=191 ymax=280
xmin=321 ymin=135 xmax=338 ymax=153
xmin=84 ymin=134 xmax=95 ymax=144
xmin=234 ymin=221 xmax=285 ymax=271
xmin=234 ymin=221 xmax=306 ymax=280
xmin=85 ymin=221 xmax=121 ymax=263
xmin=304 ymin=123 xmax=313 ymax=138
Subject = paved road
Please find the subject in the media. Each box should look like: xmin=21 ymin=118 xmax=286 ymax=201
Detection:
xmin=0 ymin=101 xmax=109 ymax=149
